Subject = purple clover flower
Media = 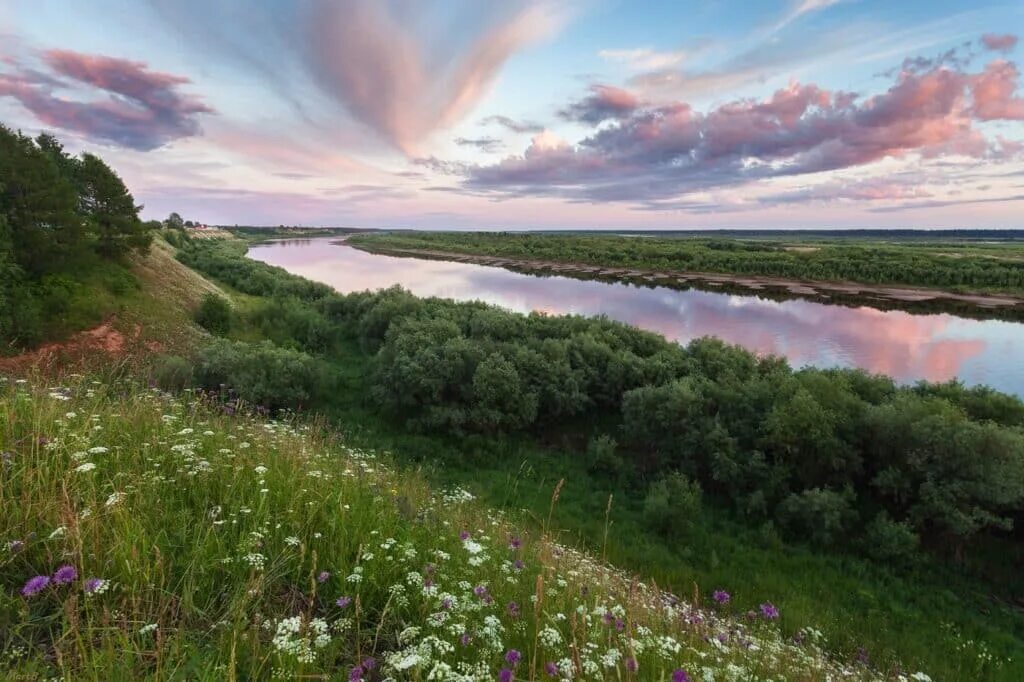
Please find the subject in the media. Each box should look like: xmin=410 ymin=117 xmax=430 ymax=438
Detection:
xmin=459 ymin=531 xmax=470 ymax=541
xmin=499 ymin=669 xmax=513 ymax=682
xmin=317 ymin=571 xmax=330 ymax=583
xmin=507 ymin=601 xmax=520 ymax=618
xmin=760 ymin=602 xmax=780 ymax=620
xmin=625 ymin=657 xmax=638 ymax=672
xmin=361 ymin=657 xmax=376 ymax=671
xmin=53 ymin=565 xmax=77 ymax=584
xmin=545 ymin=662 xmax=559 ymax=677
xmin=712 ymin=589 xmax=730 ymax=604
xmin=672 ymin=670 xmax=691 ymax=682
xmin=21 ymin=575 xmax=50 ymax=596
xmin=505 ymin=649 xmax=521 ymax=666
xmin=513 ymin=559 xmax=525 ymax=571
xmin=509 ymin=536 xmax=521 ymax=550
xmin=336 ymin=596 xmax=352 ymax=608
xmin=348 ymin=666 xmax=363 ymax=682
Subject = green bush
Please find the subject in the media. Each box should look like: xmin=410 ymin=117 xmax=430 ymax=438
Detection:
xmin=643 ymin=472 xmax=702 ymax=538
xmin=863 ymin=512 xmax=921 ymax=564
xmin=776 ymin=487 xmax=855 ymax=547
xmin=194 ymin=293 xmax=232 ymax=335
xmin=586 ymin=434 xmax=626 ymax=481
xmin=194 ymin=339 xmax=321 ymax=410
xmin=151 ymin=355 xmax=194 ymax=392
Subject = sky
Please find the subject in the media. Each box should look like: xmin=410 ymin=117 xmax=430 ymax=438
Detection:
xmin=2 ymin=0 xmax=1024 ymax=230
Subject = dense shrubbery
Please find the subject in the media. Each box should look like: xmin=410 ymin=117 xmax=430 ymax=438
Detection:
xmin=0 ymin=126 xmax=155 ymax=350
xmin=350 ymin=231 xmax=1024 ymax=294
xmin=194 ymin=338 xmax=323 ymax=410
xmin=177 ymin=240 xmax=334 ymax=301
xmin=180 ymin=240 xmax=1024 ymax=567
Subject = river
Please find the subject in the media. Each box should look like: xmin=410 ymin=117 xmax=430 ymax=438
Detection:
xmin=247 ymin=238 xmax=1024 ymax=398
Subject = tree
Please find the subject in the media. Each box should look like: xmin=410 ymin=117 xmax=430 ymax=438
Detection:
xmin=470 ymin=352 xmax=538 ymax=432
xmin=76 ymin=153 xmax=151 ymax=258
xmin=165 ymin=212 xmax=185 ymax=230
xmin=0 ymin=125 xmax=82 ymax=275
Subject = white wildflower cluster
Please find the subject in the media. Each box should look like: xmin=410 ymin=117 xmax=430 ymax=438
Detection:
xmin=440 ymin=487 xmax=476 ymax=504
xmin=243 ymin=553 xmax=267 ymax=569
xmin=269 ymin=616 xmax=332 ymax=664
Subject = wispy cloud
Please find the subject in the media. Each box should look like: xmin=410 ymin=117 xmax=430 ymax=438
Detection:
xmin=454 ymin=136 xmax=505 ymax=153
xmin=598 ymin=47 xmax=691 ymax=71
xmin=770 ymin=0 xmax=845 ymax=34
xmin=481 ymin=115 xmax=546 ymax=134
xmin=306 ymin=1 xmax=565 ymax=154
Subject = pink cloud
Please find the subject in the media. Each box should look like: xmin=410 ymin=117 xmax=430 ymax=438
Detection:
xmin=465 ymin=53 xmax=1024 ymax=206
xmin=0 ymin=49 xmax=212 ymax=150
xmin=981 ymin=34 xmax=1019 ymax=53
xmin=559 ymin=85 xmax=642 ymax=123
xmin=306 ymin=1 xmax=561 ymax=154
xmin=970 ymin=59 xmax=1024 ymax=120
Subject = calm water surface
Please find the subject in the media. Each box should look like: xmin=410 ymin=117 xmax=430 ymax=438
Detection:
xmin=248 ymin=239 xmax=1024 ymax=398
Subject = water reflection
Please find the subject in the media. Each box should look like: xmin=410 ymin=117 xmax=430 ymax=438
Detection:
xmin=248 ymin=239 xmax=1024 ymax=397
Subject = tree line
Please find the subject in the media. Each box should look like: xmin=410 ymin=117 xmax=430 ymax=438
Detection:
xmin=178 ymin=239 xmax=1024 ymax=569
xmin=0 ymin=125 xmax=155 ymax=349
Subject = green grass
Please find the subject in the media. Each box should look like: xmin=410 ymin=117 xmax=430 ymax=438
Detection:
xmin=0 ymin=377 xmax=893 ymax=681
xmin=301 ymin=338 xmax=1023 ymax=681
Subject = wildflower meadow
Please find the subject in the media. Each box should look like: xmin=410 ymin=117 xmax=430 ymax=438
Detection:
xmin=1 ymin=376 xmax=935 ymax=680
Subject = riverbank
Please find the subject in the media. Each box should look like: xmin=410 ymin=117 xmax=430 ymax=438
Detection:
xmin=354 ymin=243 xmax=1024 ymax=310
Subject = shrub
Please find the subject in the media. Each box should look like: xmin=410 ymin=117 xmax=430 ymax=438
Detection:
xmin=151 ymin=355 xmax=194 ymax=392
xmin=195 ymin=293 xmax=232 ymax=335
xmin=194 ymin=339 xmax=321 ymax=410
xmin=643 ymin=472 xmax=702 ymax=538
xmin=776 ymin=487 xmax=855 ymax=547
xmin=586 ymin=434 xmax=626 ymax=481
xmin=863 ymin=512 xmax=920 ymax=564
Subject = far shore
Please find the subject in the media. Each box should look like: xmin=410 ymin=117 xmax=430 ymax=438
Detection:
xmin=352 ymin=244 xmax=1024 ymax=310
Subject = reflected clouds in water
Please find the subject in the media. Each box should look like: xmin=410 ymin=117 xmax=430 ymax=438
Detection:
xmin=248 ymin=240 xmax=1022 ymax=396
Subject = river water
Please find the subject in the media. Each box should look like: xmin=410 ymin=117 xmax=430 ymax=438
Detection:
xmin=247 ymin=238 xmax=1024 ymax=398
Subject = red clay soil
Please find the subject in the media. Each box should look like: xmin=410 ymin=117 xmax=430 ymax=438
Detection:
xmin=0 ymin=318 xmax=161 ymax=375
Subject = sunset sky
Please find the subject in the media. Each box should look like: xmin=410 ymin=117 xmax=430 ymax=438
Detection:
xmin=2 ymin=0 xmax=1024 ymax=229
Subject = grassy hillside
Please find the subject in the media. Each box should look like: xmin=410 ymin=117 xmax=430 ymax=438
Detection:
xmin=0 ymin=377 xmax=899 ymax=680
xmin=0 ymin=235 xmax=224 ymax=375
